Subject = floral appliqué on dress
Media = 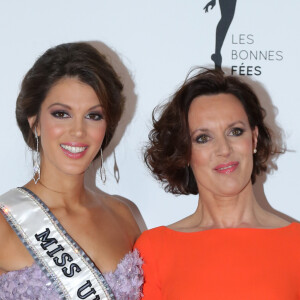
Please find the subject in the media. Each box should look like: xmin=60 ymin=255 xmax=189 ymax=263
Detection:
xmin=0 ymin=249 xmax=143 ymax=300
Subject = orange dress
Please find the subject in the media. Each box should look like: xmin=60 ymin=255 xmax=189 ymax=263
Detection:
xmin=135 ymin=223 xmax=300 ymax=299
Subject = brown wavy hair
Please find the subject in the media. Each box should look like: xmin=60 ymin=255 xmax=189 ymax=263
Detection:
xmin=145 ymin=68 xmax=280 ymax=195
xmin=16 ymin=42 xmax=124 ymax=158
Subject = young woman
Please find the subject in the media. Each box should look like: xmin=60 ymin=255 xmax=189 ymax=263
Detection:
xmin=0 ymin=43 xmax=143 ymax=300
xmin=135 ymin=69 xmax=300 ymax=299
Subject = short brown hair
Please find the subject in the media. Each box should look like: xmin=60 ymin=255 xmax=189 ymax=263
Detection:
xmin=16 ymin=42 xmax=124 ymax=157
xmin=145 ymin=68 xmax=281 ymax=195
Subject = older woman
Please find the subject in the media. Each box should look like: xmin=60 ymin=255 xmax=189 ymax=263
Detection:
xmin=135 ymin=69 xmax=300 ymax=299
xmin=0 ymin=43 xmax=143 ymax=300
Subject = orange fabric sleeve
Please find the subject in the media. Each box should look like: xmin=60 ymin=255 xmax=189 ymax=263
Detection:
xmin=134 ymin=231 xmax=162 ymax=300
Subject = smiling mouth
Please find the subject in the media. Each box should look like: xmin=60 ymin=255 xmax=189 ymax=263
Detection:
xmin=60 ymin=144 xmax=88 ymax=153
xmin=218 ymin=165 xmax=235 ymax=171
xmin=214 ymin=162 xmax=239 ymax=174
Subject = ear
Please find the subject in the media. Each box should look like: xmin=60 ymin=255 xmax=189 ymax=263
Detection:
xmin=28 ymin=116 xmax=40 ymax=136
xmin=252 ymin=126 xmax=259 ymax=150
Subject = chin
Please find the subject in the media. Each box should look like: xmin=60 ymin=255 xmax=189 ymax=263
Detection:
xmin=57 ymin=165 xmax=88 ymax=176
xmin=217 ymin=188 xmax=245 ymax=197
xmin=217 ymin=180 xmax=251 ymax=196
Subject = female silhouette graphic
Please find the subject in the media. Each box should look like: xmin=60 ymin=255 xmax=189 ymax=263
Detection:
xmin=204 ymin=0 xmax=237 ymax=70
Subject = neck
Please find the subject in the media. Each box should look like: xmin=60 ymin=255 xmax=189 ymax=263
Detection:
xmin=25 ymin=165 xmax=89 ymax=210
xmin=194 ymin=182 xmax=266 ymax=229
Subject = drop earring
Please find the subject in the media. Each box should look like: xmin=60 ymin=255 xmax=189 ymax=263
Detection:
xmin=185 ymin=164 xmax=190 ymax=188
xmin=113 ymin=150 xmax=120 ymax=183
xmin=253 ymin=148 xmax=257 ymax=154
xmin=33 ymin=128 xmax=40 ymax=184
xmin=99 ymin=148 xmax=106 ymax=184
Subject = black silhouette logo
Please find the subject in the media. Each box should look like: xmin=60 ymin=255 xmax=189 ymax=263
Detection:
xmin=204 ymin=0 xmax=237 ymax=70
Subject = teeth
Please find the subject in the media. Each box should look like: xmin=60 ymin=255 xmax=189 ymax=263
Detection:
xmin=61 ymin=144 xmax=87 ymax=153
xmin=219 ymin=165 xmax=234 ymax=170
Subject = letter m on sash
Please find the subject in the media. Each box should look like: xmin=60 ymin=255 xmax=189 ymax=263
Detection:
xmin=35 ymin=228 xmax=58 ymax=250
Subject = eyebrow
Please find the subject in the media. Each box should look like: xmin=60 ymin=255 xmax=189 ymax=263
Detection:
xmin=190 ymin=120 xmax=247 ymax=136
xmin=47 ymin=102 xmax=102 ymax=110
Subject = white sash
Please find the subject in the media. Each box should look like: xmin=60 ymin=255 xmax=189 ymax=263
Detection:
xmin=0 ymin=188 xmax=115 ymax=300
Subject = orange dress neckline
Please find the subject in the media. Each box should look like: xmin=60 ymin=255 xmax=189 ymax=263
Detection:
xmin=162 ymin=221 xmax=297 ymax=234
xmin=135 ymin=222 xmax=300 ymax=300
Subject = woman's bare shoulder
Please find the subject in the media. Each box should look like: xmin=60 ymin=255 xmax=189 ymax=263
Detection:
xmin=91 ymin=191 xmax=143 ymax=239
xmin=0 ymin=211 xmax=15 ymax=248
xmin=107 ymin=195 xmax=142 ymax=234
xmin=0 ymin=212 xmax=33 ymax=273
xmin=261 ymin=210 xmax=294 ymax=228
xmin=269 ymin=217 xmax=293 ymax=228
xmin=89 ymin=190 xmax=133 ymax=216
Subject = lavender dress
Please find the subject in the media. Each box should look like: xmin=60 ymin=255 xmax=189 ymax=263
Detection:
xmin=0 ymin=249 xmax=143 ymax=300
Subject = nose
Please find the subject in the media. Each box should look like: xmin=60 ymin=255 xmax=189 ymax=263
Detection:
xmin=70 ymin=117 xmax=86 ymax=138
xmin=216 ymin=136 xmax=232 ymax=157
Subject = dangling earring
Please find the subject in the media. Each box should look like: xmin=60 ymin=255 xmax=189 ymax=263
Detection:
xmin=253 ymin=148 xmax=257 ymax=154
xmin=99 ymin=148 xmax=106 ymax=184
xmin=113 ymin=150 xmax=120 ymax=183
xmin=33 ymin=128 xmax=40 ymax=184
xmin=185 ymin=164 xmax=190 ymax=188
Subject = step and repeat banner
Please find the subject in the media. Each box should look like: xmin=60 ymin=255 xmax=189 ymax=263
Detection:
xmin=0 ymin=1 xmax=299 ymax=228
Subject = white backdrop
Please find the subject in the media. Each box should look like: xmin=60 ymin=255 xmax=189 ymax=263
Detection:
xmin=0 ymin=1 xmax=299 ymax=229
